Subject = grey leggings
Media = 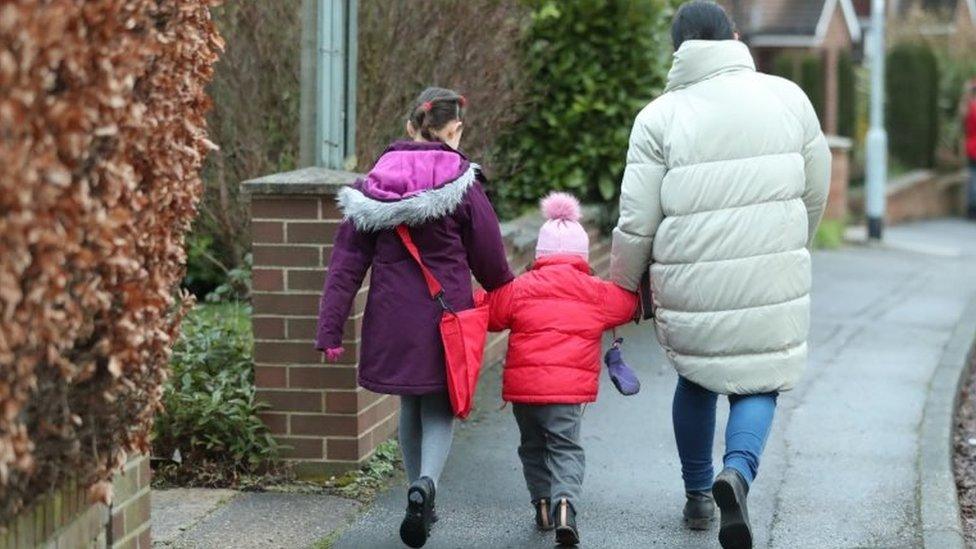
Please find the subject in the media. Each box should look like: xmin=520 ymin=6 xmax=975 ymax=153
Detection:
xmin=398 ymin=392 xmax=455 ymax=486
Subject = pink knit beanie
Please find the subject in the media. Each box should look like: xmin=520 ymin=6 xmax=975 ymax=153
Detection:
xmin=535 ymin=192 xmax=589 ymax=260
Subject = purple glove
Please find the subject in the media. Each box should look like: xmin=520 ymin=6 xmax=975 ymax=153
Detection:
xmin=604 ymin=338 xmax=640 ymax=396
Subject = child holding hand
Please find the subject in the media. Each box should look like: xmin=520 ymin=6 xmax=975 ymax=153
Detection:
xmin=486 ymin=193 xmax=637 ymax=547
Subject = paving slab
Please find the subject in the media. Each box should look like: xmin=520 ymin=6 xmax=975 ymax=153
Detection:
xmin=336 ymin=219 xmax=976 ymax=548
xmin=152 ymin=488 xmax=237 ymax=546
xmin=154 ymin=490 xmax=360 ymax=549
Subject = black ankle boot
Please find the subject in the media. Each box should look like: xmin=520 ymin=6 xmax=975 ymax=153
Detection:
xmin=683 ymin=490 xmax=715 ymax=530
xmin=712 ymin=468 xmax=752 ymax=549
xmin=533 ymin=498 xmax=554 ymax=531
xmin=399 ymin=477 xmax=435 ymax=548
xmin=553 ymin=498 xmax=579 ymax=546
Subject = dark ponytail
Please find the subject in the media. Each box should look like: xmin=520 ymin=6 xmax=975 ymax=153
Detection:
xmin=407 ymin=87 xmax=466 ymax=142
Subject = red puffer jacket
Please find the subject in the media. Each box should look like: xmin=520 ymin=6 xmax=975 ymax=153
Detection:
xmin=487 ymin=255 xmax=638 ymax=404
xmin=967 ymin=100 xmax=976 ymax=161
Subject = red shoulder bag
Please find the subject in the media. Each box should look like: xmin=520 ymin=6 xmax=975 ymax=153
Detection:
xmin=395 ymin=225 xmax=489 ymax=419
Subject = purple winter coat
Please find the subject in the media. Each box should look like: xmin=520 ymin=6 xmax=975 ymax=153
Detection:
xmin=315 ymin=141 xmax=514 ymax=395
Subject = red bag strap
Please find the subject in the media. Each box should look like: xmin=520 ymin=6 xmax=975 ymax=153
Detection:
xmin=395 ymin=225 xmax=448 ymax=308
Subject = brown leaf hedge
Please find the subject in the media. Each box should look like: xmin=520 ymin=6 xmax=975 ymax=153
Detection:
xmin=0 ymin=0 xmax=222 ymax=522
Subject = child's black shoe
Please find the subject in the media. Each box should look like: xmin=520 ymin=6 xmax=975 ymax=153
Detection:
xmin=683 ymin=490 xmax=715 ymax=530
xmin=399 ymin=477 xmax=435 ymax=548
xmin=533 ymin=498 xmax=554 ymax=531
xmin=713 ymin=468 xmax=752 ymax=549
xmin=553 ymin=498 xmax=579 ymax=546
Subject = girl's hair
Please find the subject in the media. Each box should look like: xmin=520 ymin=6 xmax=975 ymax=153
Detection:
xmin=671 ymin=1 xmax=735 ymax=50
xmin=407 ymin=87 xmax=466 ymax=142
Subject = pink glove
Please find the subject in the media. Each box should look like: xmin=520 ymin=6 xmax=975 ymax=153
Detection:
xmin=473 ymin=289 xmax=488 ymax=307
xmin=325 ymin=347 xmax=345 ymax=362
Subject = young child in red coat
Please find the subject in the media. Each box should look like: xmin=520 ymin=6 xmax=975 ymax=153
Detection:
xmin=486 ymin=192 xmax=637 ymax=546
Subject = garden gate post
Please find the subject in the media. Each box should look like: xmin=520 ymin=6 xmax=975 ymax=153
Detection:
xmin=242 ymin=167 xmax=399 ymax=478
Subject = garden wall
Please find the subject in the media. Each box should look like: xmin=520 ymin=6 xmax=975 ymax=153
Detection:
xmin=848 ymin=169 xmax=968 ymax=224
xmin=0 ymin=455 xmax=151 ymax=549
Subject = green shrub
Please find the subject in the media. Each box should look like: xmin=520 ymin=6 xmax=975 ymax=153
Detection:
xmin=183 ymin=232 xmax=226 ymax=299
xmin=153 ymin=303 xmax=278 ymax=486
xmin=813 ymin=219 xmax=846 ymax=250
xmin=800 ymin=55 xmax=826 ymax=123
xmin=886 ymin=42 xmax=940 ymax=168
xmin=495 ymin=0 xmax=676 ymax=216
xmin=772 ymin=52 xmax=825 ymax=122
xmin=837 ymin=51 xmax=856 ymax=138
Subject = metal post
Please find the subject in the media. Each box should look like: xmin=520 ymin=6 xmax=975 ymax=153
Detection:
xmin=299 ymin=0 xmax=318 ymax=167
xmin=865 ymin=0 xmax=888 ymax=240
xmin=303 ymin=0 xmax=357 ymax=170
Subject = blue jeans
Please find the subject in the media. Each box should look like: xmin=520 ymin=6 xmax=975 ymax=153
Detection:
xmin=672 ymin=376 xmax=778 ymax=492
xmin=968 ymin=163 xmax=976 ymax=215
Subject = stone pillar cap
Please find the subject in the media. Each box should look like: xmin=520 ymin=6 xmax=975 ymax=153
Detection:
xmin=826 ymin=135 xmax=853 ymax=150
xmin=241 ymin=166 xmax=361 ymax=196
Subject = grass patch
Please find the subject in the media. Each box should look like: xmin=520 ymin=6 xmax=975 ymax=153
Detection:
xmin=328 ymin=439 xmax=402 ymax=502
xmin=814 ymin=219 xmax=846 ymax=250
xmin=242 ymin=439 xmax=403 ymax=505
xmin=310 ymin=530 xmax=342 ymax=549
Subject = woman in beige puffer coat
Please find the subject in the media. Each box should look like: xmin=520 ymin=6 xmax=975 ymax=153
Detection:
xmin=610 ymin=3 xmax=831 ymax=548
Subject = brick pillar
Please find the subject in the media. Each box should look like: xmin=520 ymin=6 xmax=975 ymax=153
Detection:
xmin=825 ymin=135 xmax=852 ymax=221
xmin=824 ymin=47 xmax=839 ymax=136
xmin=242 ymin=167 xmax=400 ymax=478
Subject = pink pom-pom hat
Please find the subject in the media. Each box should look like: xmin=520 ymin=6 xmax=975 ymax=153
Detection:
xmin=536 ymin=192 xmax=589 ymax=260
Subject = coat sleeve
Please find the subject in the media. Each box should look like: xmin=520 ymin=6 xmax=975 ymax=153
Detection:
xmin=486 ymin=280 xmax=517 ymax=332
xmin=315 ymin=220 xmax=376 ymax=351
xmin=611 ymin=111 xmax=667 ymax=291
xmin=600 ymin=280 xmax=639 ymax=329
xmin=461 ymin=181 xmax=515 ymax=291
xmin=798 ymin=94 xmax=832 ymax=246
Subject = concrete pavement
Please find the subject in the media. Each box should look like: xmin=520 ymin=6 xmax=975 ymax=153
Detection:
xmin=336 ymin=219 xmax=976 ymax=548
xmin=152 ymin=489 xmax=360 ymax=548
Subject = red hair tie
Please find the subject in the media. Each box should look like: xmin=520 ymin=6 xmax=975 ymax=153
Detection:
xmin=422 ymin=101 xmax=433 ymax=112
xmin=458 ymin=95 xmax=468 ymax=108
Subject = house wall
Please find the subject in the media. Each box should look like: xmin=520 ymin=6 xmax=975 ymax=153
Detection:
xmin=952 ymin=0 xmax=976 ymax=49
xmin=822 ymin=5 xmax=854 ymax=135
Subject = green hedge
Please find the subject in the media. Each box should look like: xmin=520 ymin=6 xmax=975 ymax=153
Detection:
xmin=886 ymin=42 xmax=940 ymax=168
xmin=837 ymin=51 xmax=856 ymax=138
xmin=494 ymin=0 xmax=676 ymax=216
xmin=772 ymin=52 xmax=825 ymax=123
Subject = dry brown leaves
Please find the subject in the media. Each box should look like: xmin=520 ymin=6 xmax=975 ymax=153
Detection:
xmin=0 ymin=0 xmax=222 ymax=523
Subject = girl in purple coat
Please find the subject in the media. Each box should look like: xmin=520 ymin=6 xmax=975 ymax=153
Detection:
xmin=316 ymin=87 xmax=513 ymax=548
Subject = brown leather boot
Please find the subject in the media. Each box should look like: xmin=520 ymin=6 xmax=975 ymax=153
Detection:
xmin=553 ymin=498 xmax=579 ymax=546
xmin=533 ymin=498 xmax=554 ymax=531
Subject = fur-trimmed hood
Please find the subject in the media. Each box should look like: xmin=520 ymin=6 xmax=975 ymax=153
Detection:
xmin=338 ymin=141 xmax=480 ymax=232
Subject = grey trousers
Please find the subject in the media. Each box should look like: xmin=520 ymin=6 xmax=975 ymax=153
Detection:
xmin=512 ymin=403 xmax=585 ymax=505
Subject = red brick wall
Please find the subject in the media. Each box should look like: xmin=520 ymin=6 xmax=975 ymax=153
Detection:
xmin=0 ymin=454 xmax=150 ymax=549
xmin=250 ymin=194 xmax=398 ymax=478
xmin=108 ymin=455 xmax=151 ymax=549
xmin=848 ymin=169 xmax=968 ymax=224
xmin=826 ymin=137 xmax=852 ymax=221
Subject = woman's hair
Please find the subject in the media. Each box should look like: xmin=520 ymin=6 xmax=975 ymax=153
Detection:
xmin=406 ymin=87 xmax=466 ymax=142
xmin=671 ymin=1 xmax=735 ymax=51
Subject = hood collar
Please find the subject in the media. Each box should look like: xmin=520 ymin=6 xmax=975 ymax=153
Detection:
xmin=531 ymin=254 xmax=591 ymax=274
xmin=665 ymin=40 xmax=755 ymax=92
xmin=337 ymin=141 xmax=479 ymax=232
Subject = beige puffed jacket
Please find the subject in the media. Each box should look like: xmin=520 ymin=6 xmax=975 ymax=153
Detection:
xmin=611 ymin=40 xmax=831 ymax=394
